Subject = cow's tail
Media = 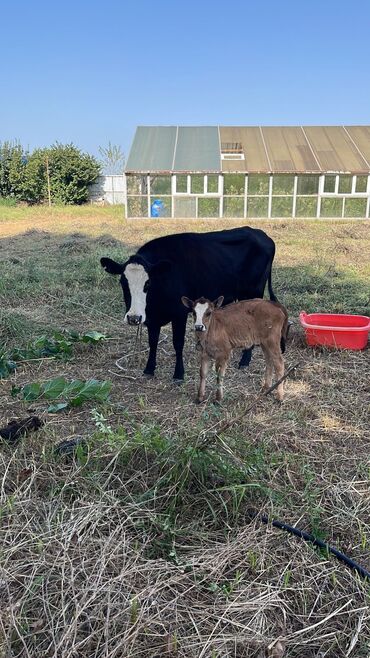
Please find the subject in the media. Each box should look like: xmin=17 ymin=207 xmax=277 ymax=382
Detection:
xmin=267 ymin=265 xmax=278 ymax=303
xmin=266 ymin=263 xmax=289 ymax=353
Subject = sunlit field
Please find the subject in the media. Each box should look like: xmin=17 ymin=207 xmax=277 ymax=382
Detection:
xmin=0 ymin=206 xmax=369 ymax=657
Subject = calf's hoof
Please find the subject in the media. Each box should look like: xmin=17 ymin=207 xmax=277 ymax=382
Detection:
xmin=196 ymin=397 xmax=205 ymax=405
xmin=173 ymin=377 xmax=184 ymax=386
xmin=143 ymin=368 xmax=155 ymax=377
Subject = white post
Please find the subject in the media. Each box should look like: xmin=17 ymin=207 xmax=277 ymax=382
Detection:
xmin=292 ymin=175 xmax=298 ymax=218
xmin=268 ymin=175 xmax=273 ymax=219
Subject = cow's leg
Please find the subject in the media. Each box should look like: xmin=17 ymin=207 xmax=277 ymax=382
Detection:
xmin=144 ymin=324 xmax=161 ymax=376
xmin=172 ymin=316 xmax=187 ymax=381
xmin=215 ymin=358 xmax=228 ymax=403
xmin=198 ymin=354 xmax=210 ymax=403
xmin=238 ymin=346 xmax=254 ymax=369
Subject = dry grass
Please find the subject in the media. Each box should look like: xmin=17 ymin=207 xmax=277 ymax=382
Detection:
xmin=0 ymin=208 xmax=369 ymax=657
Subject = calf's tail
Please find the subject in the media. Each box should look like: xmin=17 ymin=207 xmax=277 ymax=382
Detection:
xmin=280 ymin=313 xmax=289 ymax=354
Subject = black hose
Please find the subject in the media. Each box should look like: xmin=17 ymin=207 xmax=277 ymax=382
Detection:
xmin=254 ymin=514 xmax=370 ymax=581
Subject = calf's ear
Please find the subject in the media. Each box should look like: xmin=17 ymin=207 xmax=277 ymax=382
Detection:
xmin=213 ymin=296 xmax=224 ymax=308
xmin=100 ymin=257 xmax=125 ymax=275
xmin=181 ymin=296 xmax=193 ymax=309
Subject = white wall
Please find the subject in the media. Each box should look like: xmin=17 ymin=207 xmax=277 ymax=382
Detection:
xmin=89 ymin=175 xmax=126 ymax=205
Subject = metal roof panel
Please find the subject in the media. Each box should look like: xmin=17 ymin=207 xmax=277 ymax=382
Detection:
xmin=173 ymin=126 xmax=220 ymax=171
xmin=125 ymin=126 xmax=176 ymax=172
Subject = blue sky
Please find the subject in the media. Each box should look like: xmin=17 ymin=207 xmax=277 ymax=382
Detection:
xmin=1 ymin=0 xmax=369 ymax=159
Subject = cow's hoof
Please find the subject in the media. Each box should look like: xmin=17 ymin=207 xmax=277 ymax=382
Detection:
xmin=238 ymin=363 xmax=249 ymax=370
xmin=173 ymin=378 xmax=184 ymax=385
xmin=143 ymin=369 xmax=154 ymax=377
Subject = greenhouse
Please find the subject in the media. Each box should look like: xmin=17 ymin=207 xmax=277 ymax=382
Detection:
xmin=125 ymin=126 xmax=370 ymax=219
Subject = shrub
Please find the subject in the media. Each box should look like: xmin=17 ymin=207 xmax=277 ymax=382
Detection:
xmin=23 ymin=143 xmax=100 ymax=204
xmin=0 ymin=141 xmax=100 ymax=205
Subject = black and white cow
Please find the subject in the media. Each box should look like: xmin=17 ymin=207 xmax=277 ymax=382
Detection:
xmin=100 ymin=226 xmax=277 ymax=380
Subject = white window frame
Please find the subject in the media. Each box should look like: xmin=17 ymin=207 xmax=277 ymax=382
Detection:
xmin=205 ymin=174 xmax=221 ymax=195
xmin=221 ymin=153 xmax=245 ymax=161
xmin=173 ymin=174 xmax=190 ymax=195
xmin=353 ymin=174 xmax=370 ymax=195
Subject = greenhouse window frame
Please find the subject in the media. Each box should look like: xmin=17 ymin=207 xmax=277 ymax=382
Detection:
xmin=172 ymin=174 xmax=222 ymax=196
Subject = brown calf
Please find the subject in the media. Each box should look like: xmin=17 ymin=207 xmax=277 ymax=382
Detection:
xmin=182 ymin=296 xmax=289 ymax=404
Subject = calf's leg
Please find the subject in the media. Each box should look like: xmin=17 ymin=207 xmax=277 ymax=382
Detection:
xmin=261 ymin=344 xmax=274 ymax=391
xmin=198 ymin=354 xmax=210 ymax=403
xmin=215 ymin=358 xmax=228 ymax=403
xmin=271 ymin=349 xmax=285 ymax=401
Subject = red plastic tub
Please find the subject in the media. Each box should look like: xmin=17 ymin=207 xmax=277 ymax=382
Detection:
xmin=299 ymin=312 xmax=370 ymax=350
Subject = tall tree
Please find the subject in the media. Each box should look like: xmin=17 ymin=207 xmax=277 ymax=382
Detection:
xmin=98 ymin=142 xmax=125 ymax=175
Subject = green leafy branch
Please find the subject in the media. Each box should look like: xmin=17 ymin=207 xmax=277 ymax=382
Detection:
xmin=12 ymin=377 xmax=112 ymax=412
xmin=0 ymin=330 xmax=108 ymax=379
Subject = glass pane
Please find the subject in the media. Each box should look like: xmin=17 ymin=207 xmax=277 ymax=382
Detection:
xmin=223 ymin=174 xmax=245 ymax=195
xmin=247 ymin=196 xmax=269 ymax=217
xmin=295 ymin=196 xmax=318 ymax=217
xmin=248 ymin=174 xmax=269 ymax=195
xmin=174 ymin=197 xmax=196 ymax=218
xmin=338 ymin=175 xmax=352 ymax=194
xmin=297 ymin=175 xmax=319 ymax=195
xmin=150 ymin=176 xmax=171 ymax=195
xmin=207 ymin=175 xmax=219 ymax=193
xmin=320 ymin=198 xmax=343 ymax=217
xmin=198 ymin=197 xmax=220 ymax=218
xmin=272 ymin=175 xmax=294 ymax=195
xmin=176 ymin=175 xmax=188 ymax=193
xmin=127 ymin=196 xmax=148 ymax=218
xmin=271 ymin=196 xmax=293 ymax=218
xmin=324 ymin=175 xmax=336 ymax=193
xmin=191 ymin=175 xmax=204 ymax=194
xmin=344 ymin=198 xmax=367 ymax=218
xmin=126 ymin=175 xmax=148 ymax=195
xmin=150 ymin=197 xmax=171 ymax=218
xmin=223 ymin=197 xmax=244 ymax=218
xmin=355 ymin=175 xmax=368 ymax=193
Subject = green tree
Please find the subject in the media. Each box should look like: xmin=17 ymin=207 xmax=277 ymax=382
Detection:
xmin=98 ymin=142 xmax=125 ymax=174
xmin=0 ymin=141 xmax=26 ymax=199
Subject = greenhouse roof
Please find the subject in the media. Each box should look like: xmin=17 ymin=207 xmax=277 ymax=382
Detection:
xmin=125 ymin=126 xmax=370 ymax=174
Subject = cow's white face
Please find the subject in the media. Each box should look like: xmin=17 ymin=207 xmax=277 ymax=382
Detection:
xmin=193 ymin=301 xmax=211 ymax=332
xmin=123 ymin=263 xmax=149 ymax=325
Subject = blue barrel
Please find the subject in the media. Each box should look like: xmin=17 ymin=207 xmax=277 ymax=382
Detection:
xmin=151 ymin=199 xmax=165 ymax=218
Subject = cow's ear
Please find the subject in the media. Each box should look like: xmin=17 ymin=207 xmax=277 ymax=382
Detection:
xmin=181 ymin=296 xmax=194 ymax=309
xmin=100 ymin=257 xmax=125 ymax=275
xmin=213 ymin=296 xmax=224 ymax=308
xmin=149 ymin=259 xmax=172 ymax=276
